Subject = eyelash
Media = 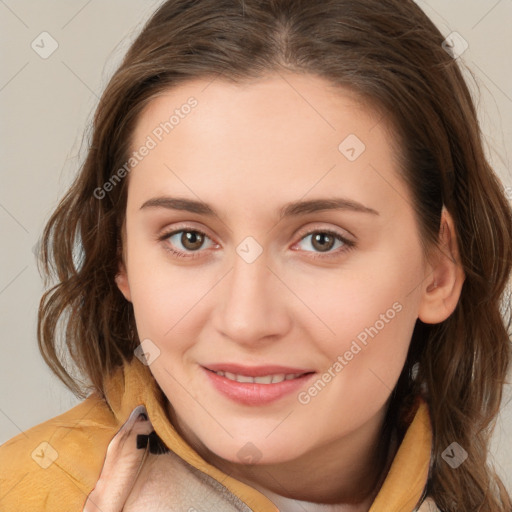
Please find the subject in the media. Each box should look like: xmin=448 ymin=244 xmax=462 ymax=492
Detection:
xmin=158 ymin=226 xmax=355 ymax=261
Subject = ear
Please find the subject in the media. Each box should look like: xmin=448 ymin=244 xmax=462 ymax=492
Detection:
xmin=418 ymin=207 xmax=465 ymax=324
xmin=115 ymin=260 xmax=132 ymax=303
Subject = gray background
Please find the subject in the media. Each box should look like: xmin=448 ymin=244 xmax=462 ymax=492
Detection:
xmin=1 ymin=0 xmax=511 ymax=493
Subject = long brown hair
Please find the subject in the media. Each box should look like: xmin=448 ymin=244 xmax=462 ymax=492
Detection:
xmin=38 ymin=0 xmax=512 ymax=509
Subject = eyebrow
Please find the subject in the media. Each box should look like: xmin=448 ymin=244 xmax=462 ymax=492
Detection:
xmin=139 ymin=196 xmax=379 ymax=218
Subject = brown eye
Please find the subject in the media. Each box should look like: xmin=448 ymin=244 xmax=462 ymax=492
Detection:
xmin=293 ymin=229 xmax=355 ymax=260
xmin=310 ymin=232 xmax=336 ymax=252
xmin=180 ymin=230 xmax=205 ymax=251
xmin=160 ymin=227 xmax=216 ymax=259
xmin=158 ymin=226 xmax=217 ymax=259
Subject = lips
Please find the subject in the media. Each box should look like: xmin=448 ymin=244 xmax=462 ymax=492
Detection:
xmin=202 ymin=363 xmax=316 ymax=406
xmin=212 ymin=371 xmax=304 ymax=384
xmin=204 ymin=363 xmax=314 ymax=377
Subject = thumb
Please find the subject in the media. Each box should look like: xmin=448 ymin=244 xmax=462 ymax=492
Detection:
xmin=83 ymin=405 xmax=153 ymax=512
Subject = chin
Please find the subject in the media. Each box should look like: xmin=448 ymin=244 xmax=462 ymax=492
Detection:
xmin=200 ymin=434 xmax=305 ymax=467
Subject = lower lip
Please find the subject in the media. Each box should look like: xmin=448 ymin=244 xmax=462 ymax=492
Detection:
xmin=202 ymin=367 xmax=315 ymax=406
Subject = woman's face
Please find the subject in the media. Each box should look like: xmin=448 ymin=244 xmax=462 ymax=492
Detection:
xmin=116 ymin=72 xmax=430 ymax=466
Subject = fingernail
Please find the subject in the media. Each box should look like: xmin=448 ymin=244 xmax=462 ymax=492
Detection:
xmin=122 ymin=405 xmax=149 ymax=431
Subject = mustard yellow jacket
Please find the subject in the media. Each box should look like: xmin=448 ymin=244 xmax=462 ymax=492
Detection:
xmin=0 ymin=357 xmax=439 ymax=511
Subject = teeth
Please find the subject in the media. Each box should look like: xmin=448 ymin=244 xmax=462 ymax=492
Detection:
xmin=255 ymin=375 xmax=273 ymax=384
xmin=236 ymin=374 xmax=254 ymax=383
xmin=214 ymin=371 xmax=304 ymax=384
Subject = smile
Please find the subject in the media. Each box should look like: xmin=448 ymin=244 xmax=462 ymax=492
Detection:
xmin=202 ymin=365 xmax=316 ymax=406
xmin=211 ymin=370 xmax=307 ymax=384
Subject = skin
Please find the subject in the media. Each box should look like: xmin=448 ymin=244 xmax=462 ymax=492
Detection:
xmin=116 ymin=72 xmax=465 ymax=510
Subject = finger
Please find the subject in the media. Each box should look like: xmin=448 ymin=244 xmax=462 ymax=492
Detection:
xmin=82 ymin=405 xmax=154 ymax=512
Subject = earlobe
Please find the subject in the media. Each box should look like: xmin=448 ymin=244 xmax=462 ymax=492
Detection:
xmin=115 ymin=262 xmax=132 ymax=302
xmin=418 ymin=207 xmax=465 ymax=324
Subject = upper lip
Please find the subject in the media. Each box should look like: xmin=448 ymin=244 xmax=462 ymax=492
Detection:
xmin=204 ymin=363 xmax=315 ymax=377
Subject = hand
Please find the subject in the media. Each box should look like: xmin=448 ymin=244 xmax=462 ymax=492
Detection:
xmin=83 ymin=405 xmax=153 ymax=512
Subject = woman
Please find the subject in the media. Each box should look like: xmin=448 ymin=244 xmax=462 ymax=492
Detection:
xmin=1 ymin=0 xmax=510 ymax=510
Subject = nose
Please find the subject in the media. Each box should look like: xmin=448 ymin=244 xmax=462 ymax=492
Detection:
xmin=211 ymin=249 xmax=292 ymax=348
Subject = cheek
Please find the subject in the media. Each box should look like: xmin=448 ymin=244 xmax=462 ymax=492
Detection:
xmin=312 ymin=282 xmax=415 ymax=386
xmin=124 ymin=244 xmax=199 ymax=340
xmin=301 ymin=253 xmax=421 ymax=346
xmin=295 ymin=289 xmax=417 ymax=438
xmin=299 ymin=246 xmax=423 ymax=400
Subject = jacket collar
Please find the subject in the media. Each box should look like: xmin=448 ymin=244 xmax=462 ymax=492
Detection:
xmin=103 ymin=356 xmax=432 ymax=511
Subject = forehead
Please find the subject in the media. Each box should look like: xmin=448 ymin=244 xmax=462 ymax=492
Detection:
xmin=126 ymin=73 xmax=407 ymax=220
xmin=133 ymin=73 xmax=384 ymax=151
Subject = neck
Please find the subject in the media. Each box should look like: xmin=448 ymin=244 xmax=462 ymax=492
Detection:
xmin=169 ymin=401 xmax=397 ymax=510
xmin=235 ymin=414 xmax=394 ymax=510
